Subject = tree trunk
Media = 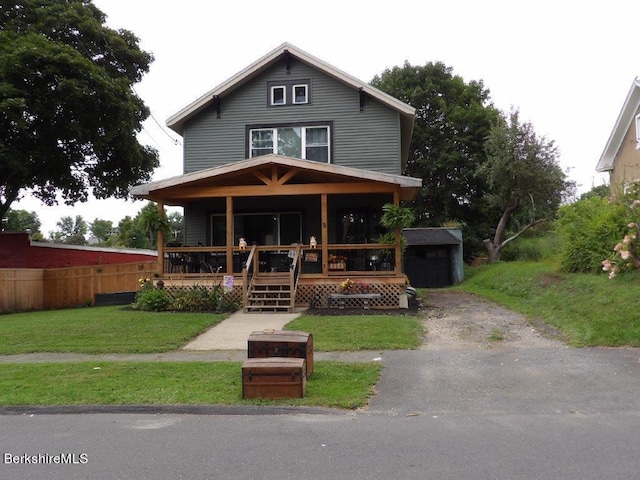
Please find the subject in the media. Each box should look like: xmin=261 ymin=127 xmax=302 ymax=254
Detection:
xmin=484 ymin=203 xmax=517 ymax=262
xmin=484 ymin=215 xmax=547 ymax=263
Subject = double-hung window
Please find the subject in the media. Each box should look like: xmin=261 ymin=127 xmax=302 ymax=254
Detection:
xmin=250 ymin=125 xmax=330 ymax=162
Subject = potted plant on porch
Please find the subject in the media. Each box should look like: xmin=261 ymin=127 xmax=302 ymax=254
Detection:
xmin=376 ymin=203 xmax=414 ymax=270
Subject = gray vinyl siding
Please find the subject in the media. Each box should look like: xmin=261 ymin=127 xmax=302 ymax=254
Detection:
xmin=183 ymin=58 xmax=402 ymax=175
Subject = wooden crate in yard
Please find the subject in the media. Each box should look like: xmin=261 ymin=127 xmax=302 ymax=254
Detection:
xmin=247 ymin=330 xmax=314 ymax=377
xmin=242 ymin=358 xmax=306 ymax=399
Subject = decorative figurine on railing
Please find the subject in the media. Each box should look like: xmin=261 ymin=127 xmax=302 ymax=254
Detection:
xmin=239 ymin=237 xmax=247 ymax=251
xmin=309 ymin=236 xmax=317 ymax=249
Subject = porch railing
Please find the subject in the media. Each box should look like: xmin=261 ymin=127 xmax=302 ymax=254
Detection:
xmin=289 ymin=244 xmax=302 ymax=307
xmin=161 ymin=243 xmax=398 ymax=277
xmin=241 ymin=244 xmax=257 ymax=309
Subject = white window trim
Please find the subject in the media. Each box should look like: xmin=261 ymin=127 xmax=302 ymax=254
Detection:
xmin=250 ymin=126 xmax=330 ymax=162
xmin=635 ymin=114 xmax=640 ymax=150
xmin=270 ymin=86 xmax=286 ymax=106
xmin=292 ymin=84 xmax=309 ymax=104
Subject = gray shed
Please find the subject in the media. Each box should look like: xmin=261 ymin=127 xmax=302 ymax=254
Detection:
xmin=402 ymin=228 xmax=463 ymax=288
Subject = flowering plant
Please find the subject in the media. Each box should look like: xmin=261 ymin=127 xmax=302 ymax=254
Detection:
xmin=338 ymin=278 xmax=355 ymax=294
xmin=329 ymin=254 xmax=347 ymax=263
xmin=602 ymin=180 xmax=640 ymax=278
xmin=138 ymin=277 xmax=153 ymax=291
xmin=337 ymin=278 xmax=370 ymax=294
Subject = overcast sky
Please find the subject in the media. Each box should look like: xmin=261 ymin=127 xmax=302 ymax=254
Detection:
xmin=13 ymin=0 xmax=640 ymax=235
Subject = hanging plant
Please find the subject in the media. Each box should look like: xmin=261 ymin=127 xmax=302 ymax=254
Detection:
xmin=380 ymin=203 xmax=414 ymax=230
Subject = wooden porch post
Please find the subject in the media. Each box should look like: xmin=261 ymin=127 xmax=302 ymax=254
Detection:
xmin=156 ymin=201 xmax=165 ymax=274
xmin=226 ymin=196 xmax=233 ymax=275
xmin=393 ymin=191 xmax=402 ymax=275
xmin=321 ymin=193 xmax=328 ymax=275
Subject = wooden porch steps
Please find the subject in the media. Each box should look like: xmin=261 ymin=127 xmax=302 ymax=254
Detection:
xmin=245 ymin=274 xmax=293 ymax=313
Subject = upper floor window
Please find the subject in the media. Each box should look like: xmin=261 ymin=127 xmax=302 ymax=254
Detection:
xmin=267 ymin=80 xmax=311 ymax=106
xmin=271 ymin=86 xmax=286 ymax=106
xmin=293 ymin=84 xmax=308 ymax=104
xmin=249 ymin=125 xmax=330 ymax=162
xmin=635 ymin=114 xmax=640 ymax=149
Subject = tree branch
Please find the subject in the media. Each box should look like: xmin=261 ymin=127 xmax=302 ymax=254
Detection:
xmin=500 ymin=218 xmax=547 ymax=249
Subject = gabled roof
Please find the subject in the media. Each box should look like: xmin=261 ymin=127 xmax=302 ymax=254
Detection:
xmin=402 ymin=228 xmax=462 ymax=246
xmin=165 ymin=42 xmax=416 ymax=168
xmin=168 ymin=42 xmax=415 ymax=133
xmin=130 ymin=154 xmax=422 ymax=204
xmin=596 ymin=77 xmax=640 ymax=173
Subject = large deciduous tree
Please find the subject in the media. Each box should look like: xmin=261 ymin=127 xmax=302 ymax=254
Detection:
xmin=0 ymin=0 xmax=159 ymax=221
xmin=52 ymin=214 xmax=88 ymax=244
xmin=371 ymin=62 xmax=500 ymax=257
xmin=3 ymin=208 xmax=41 ymax=235
xmin=479 ymin=109 xmax=574 ymax=262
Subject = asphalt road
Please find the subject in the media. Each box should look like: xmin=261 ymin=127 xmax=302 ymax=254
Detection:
xmin=2 ymin=345 xmax=640 ymax=480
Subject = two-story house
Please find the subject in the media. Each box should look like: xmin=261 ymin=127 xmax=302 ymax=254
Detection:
xmin=131 ymin=43 xmax=421 ymax=312
xmin=596 ymin=77 xmax=640 ymax=190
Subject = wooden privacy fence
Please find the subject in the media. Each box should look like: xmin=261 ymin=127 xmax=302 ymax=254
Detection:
xmin=0 ymin=261 xmax=159 ymax=312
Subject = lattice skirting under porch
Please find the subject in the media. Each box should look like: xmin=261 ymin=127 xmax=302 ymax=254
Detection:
xmin=295 ymin=282 xmax=403 ymax=309
xmin=160 ymin=278 xmax=405 ymax=310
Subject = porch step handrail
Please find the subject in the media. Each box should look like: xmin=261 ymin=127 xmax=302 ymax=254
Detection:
xmin=289 ymin=243 xmax=302 ymax=311
xmin=242 ymin=244 xmax=257 ymax=312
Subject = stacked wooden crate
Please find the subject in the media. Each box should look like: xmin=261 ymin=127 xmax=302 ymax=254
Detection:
xmin=242 ymin=330 xmax=313 ymax=399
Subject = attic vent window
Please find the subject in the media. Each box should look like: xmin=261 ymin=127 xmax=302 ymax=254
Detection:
xmin=267 ymin=80 xmax=311 ymax=106
xmin=271 ymin=86 xmax=286 ymax=106
xmin=293 ymin=84 xmax=308 ymax=104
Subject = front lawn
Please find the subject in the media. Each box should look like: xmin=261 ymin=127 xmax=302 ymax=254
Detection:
xmin=0 ymin=361 xmax=381 ymax=409
xmin=285 ymin=313 xmax=425 ymax=351
xmin=0 ymin=306 xmax=228 ymax=354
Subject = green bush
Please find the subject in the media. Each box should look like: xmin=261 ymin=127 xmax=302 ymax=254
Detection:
xmin=133 ymin=287 xmax=173 ymax=312
xmin=133 ymin=284 xmax=240 ymax=313
xmin=555 ymin=196 xmax=629 ymax=273
xmin=170 ymin=286 xmax=219 ymax=312
xmin=501 ymin=233 xmax=560 ymax=262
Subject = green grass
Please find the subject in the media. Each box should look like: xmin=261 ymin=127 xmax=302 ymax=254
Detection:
xmin=285 ymin=314 xmax=425 ymax=351
xmin=0 ymin=306 xmax=228 ymax=354
xmin=453 ymin=261 xmax=640 ymax=347
xmin=0 ymin=361 xmax=381 ymax=409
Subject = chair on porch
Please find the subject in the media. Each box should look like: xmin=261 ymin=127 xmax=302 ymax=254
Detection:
xmin=167 ymin=252 xmax=186 ymax=273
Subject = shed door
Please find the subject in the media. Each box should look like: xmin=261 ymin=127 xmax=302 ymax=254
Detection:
xmin=404 ymin=246 xmax=452 ymax=288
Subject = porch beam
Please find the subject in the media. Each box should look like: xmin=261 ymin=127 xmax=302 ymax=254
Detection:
xmin=226 ymin=196 xmax=233 ymax=275
xmin=251 ymin=170 xmax=272 ymax=186
xmin=277 ymin=167 xmax=300 ymax=185
xmin=159 ymin=182 xmax=402 ymax=199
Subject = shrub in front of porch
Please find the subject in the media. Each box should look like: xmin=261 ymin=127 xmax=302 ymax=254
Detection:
xmin=133 ymin=284 xmax=240 ymax=313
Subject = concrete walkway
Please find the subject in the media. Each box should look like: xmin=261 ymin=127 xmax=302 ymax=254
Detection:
xmin=181 ymin=311 xmax=302 ymax=350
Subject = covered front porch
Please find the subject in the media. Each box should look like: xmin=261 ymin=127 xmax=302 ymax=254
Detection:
xmin=130 ymin=155 xmax=421 ymax=311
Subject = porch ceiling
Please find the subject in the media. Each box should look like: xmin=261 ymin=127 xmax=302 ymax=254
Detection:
xmin=131 ymin=154 xmax=422 ymax=206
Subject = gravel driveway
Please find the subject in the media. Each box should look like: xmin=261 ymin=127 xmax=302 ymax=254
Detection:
xmin=421 ymin=290 xmax=567 ymax=350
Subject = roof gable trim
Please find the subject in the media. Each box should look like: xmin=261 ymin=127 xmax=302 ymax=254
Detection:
xmin=596 ymin=77 xmax=640 ymax=172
